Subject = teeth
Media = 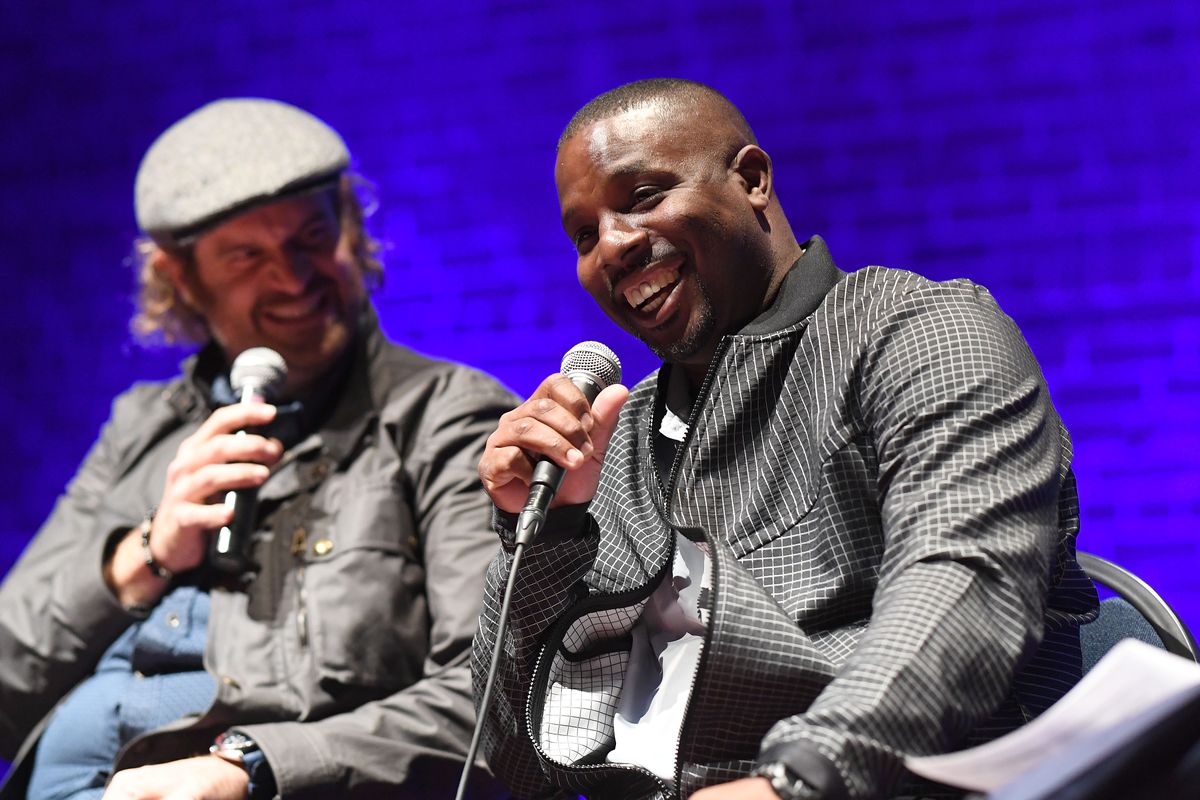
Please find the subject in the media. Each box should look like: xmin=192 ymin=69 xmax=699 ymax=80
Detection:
xmin=624 ymin=267 xmax=679 ymax=308
xmin=271 ymin=295 xmax=322 ymax=319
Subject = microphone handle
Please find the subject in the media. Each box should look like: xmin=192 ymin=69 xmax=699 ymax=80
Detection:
xmin=209 ymin=386 xmax=268 ymax=573
xmin=515 ymin=375 xmax=603 ymax=547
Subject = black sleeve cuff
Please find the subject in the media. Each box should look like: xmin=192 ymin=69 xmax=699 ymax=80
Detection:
xmin=492 ymin=503 xmax=592 ymax=549
xmin=241 ymin=746 xmax=277 ymax=800
xmin=758 ymin=741 xmax=849 ymax=800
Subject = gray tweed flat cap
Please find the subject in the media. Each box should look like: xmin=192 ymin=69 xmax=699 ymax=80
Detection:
xmin=135 ymin=98 xmax=350 ymax=246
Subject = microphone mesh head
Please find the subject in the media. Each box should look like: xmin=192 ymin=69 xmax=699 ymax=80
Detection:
xmin=561 ymin=341 xmax=622 ymax=389
xmin=230 ymin=347 xmax=288 ymax=398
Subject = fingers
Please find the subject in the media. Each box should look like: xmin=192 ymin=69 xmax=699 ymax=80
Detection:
xmin=148 ymin=405 xmax=284 ymax=576
xmin=166 ymin=403 xmax=283 ymax=503
xmin=173 ymin=432 xmax=282 ymax=478
xmin=587 ymin=383 xmax=630 ymax=460
xmin=170 ymin=461 xmax=273 ymax=503
xmin=493 ymin=374 xmax=607 ymax=460
xmin=479 ymin=373 xmax=629 ymax=513
xmin=174 ymin=403 xmax=280 ymax=471
xmin=193 ymin=401 xmax=278 ymax=439
xmin=169 ymin=501 xmax=236 ymax=533
xmin=537 ymin=373 xmax=599 ymax=418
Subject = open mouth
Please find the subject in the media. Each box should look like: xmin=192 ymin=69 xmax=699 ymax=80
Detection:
xmin=622 ymin=265 xmax=681 ymax=316
xmin=264 ymin=291 xmax=328 ymax=324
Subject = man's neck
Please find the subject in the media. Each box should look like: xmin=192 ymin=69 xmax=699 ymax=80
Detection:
xmin=673 ymin=237 xmax=841 ymax=393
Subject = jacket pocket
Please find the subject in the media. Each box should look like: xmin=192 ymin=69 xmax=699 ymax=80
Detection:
xmin=300 ymin=481 xmax=427 ymax=692
xmin=535 ymin=603 xmax=643 ymax=766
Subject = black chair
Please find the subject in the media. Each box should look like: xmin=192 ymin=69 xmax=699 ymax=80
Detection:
xmin=1076 ymin=551 xmax=1199 ymax=670
xmin=969 ymin=554 xmax=1200 ymax=799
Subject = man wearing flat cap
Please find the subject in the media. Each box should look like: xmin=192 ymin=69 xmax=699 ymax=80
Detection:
xmin=0 ymin=99 xmax=515 ymax=799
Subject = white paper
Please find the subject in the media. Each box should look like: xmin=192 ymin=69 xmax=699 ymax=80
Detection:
xmin=904 ymin=639 xmax=1200 ymax=792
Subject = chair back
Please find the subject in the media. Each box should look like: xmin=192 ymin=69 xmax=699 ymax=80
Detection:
xmin=1077 ymin=551 xmax=1198 ymax=665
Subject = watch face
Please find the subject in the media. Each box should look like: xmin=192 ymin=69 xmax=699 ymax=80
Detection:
xmin=212 ymin=731 xmax=258 ymax=759
xmin=755 ymin=762 xmax=819 ymax=800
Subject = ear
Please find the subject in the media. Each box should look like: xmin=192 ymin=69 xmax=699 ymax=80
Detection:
xmin=730 ymin=145 xmax=773 ymax=212
xmin=151 ymin=247 xmax=197 ymax=308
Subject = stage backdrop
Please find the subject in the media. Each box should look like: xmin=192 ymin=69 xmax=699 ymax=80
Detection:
xmin=1 ymin=1 xmax=1197 ymax=633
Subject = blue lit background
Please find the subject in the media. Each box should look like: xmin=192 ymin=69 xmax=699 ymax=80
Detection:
xmin=2 ymin=0 xmax=1197 ymax=644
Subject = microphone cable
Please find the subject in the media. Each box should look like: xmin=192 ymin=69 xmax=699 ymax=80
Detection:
xmin=455 ymin=341 xmax=621 ymax=800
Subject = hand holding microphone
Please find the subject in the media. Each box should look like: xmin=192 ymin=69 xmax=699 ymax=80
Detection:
xmin=478 ymin=342 xmax=627 ymax=545
xmin=462 ymin=341 xmax=625 ymax=800
xmin=107 ymin=349 xmax=287 ymax=606
xmin=208 ymin=348 xmax=288 ymax=572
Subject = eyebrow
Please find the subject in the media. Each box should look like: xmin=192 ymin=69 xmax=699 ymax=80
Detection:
xmin=560 ymin=161 xmax=667 ymax=229
xmin=561 ymin=206 xmax=579 ymax=230
xmin=212 ymin=210 xmax=335 ymax=254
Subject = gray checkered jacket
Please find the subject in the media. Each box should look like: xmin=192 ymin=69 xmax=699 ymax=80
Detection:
xmin=473 ymin=238 xmax=1097 ymax=799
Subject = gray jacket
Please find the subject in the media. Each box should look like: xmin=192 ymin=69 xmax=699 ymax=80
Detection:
xmin=0 ymin=310 xmax=517 ymax=797
xmin=475 ymin=239 xmax=1097 ymax=799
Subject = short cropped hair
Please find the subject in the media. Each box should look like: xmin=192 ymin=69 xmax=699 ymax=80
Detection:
xmin=130 ymin=174 xmax=384 ymax=346
xmin=558 ymin=78 xmax=758 ymax=151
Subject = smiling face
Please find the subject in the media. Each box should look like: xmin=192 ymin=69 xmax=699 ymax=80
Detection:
xmin=161 ymin=190 xmax=365 ymax=396
xmin=556 ymin=101 xmax=779 ymax=377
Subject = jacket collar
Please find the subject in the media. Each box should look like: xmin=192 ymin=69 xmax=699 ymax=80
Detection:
xmin=652 ymin=234 xmax=843 ymax=402
xmin=738 ymin=235 xmax=843 ymax=337
xmin=167 ymin=305 xmax=385 ymax=469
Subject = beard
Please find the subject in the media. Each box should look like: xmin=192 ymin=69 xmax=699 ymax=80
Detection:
xmin=642 ymin=281 xmax=716 ymax=364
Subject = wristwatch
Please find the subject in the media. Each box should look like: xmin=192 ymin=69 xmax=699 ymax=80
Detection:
xmin=210 ymin=730 xmax=259 ymax=764
xmin=211 ymin=730 xmax=276 ymax=799
xmin=752 ymin=761 xmax=824 ymax=800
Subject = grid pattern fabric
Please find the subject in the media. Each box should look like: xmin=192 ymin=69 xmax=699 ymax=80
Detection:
xmin=475 ymin=248 xmax=1096 ymax=799
xmin=539 ymin=605 xmax=643 ymax=764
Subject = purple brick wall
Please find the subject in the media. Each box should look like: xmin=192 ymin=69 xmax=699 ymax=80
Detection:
xmin=1 ymin=0 xmax=1197 ymax=653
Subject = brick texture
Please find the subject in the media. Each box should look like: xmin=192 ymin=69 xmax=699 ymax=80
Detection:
xmin=1 ymin=0 xmax=1197 ymax=654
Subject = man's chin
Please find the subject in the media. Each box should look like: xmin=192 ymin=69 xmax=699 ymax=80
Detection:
xmin=271 ymin=323 xmax=355 ymax=388
xmin=639 ymin=310 xmax=715 ymax=366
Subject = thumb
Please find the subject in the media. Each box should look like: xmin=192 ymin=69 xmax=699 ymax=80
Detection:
xmin=588 ymin=384 xmax=629 ymax=458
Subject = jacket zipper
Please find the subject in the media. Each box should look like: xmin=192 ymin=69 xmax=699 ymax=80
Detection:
xmin=671 ymin=527 xmax=720 ymax=794
xmin=525 ymin=560 xmax=674 ymax=796
xmin=651 ymin=337 xmax=732 ymax=509
xmin=525 ymin=337 xmax=733 ymax=798
xmin=660 ymin=338 xmax=731 ymax=797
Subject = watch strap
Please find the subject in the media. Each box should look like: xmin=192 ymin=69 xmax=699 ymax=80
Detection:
xmin=753 ymin=761 xmax=823 ymax=800
xmin=211 ymin=730 xmax=276 ymax=799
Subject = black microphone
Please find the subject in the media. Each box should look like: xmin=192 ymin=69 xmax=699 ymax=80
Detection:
xmin=210 ymin=347 xmax=288 ymax=573
xmin=515 ymin=341 xmax=621 ymax=547
xmin=457 ymin=343 xmax=621 ymax=800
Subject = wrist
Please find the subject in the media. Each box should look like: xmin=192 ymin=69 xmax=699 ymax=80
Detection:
xmin=752 ymin=762 xmax=823 ymax=800
xmin=211 ymin=730 xmax=276 ymax=800
xmin=753 ymin=743 xmax=848 ymax=800
xmin=103 ymin=521 xmax=171 ymax=610
xmin=139 ymin=509 xmax=174 ymax=581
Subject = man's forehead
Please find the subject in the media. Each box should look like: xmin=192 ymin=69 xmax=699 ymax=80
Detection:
xmin=196 ymin=191 xmax=336 ymax=246
xmin=582 ymin=105 xmax=666 ymax=160
xmin=563 ymin=99 xmax=729 ymax=177
xmin=557 ymin=108 xmax=679 ymax=195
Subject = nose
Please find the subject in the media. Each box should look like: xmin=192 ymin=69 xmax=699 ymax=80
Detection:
xmin=268 ymin=249 xmax=315 ymax=293
xmin=596 ymin=212 xmax=650 ymax=274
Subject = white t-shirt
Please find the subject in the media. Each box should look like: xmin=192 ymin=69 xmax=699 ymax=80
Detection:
xmin=607 ymin=380 xmax=711 ymax=784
